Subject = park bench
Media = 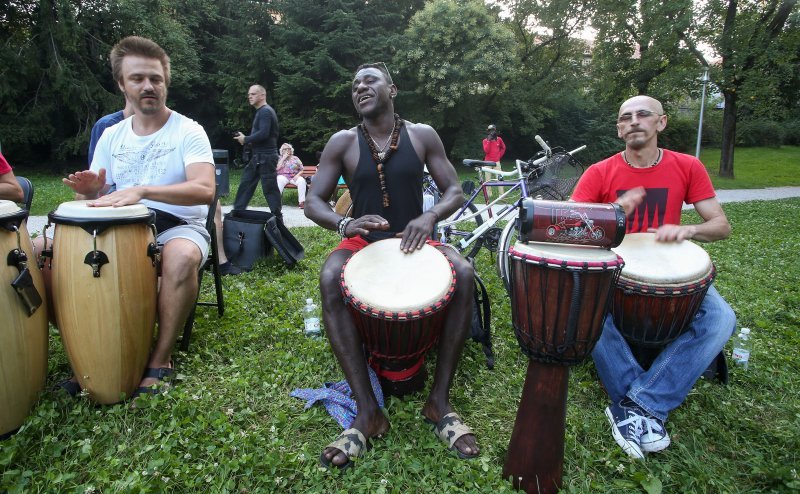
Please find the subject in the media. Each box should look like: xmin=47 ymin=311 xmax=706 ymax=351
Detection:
xmin=284 ymin=165 xmax=348 ymax=195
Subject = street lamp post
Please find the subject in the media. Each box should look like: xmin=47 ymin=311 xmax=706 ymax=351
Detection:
xmin=695 ymin=67 xmax=710 ymax=158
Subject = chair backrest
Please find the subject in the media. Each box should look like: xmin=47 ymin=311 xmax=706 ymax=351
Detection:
xmin=16 ymin=176 xmax=33 ymax=211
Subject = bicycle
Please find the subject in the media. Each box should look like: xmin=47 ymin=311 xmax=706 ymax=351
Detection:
xmin=434 ymin=136 xmax=586 ymax=260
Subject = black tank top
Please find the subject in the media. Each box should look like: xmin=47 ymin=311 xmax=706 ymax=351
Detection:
xmin=351 ymin=124 xmax=423 ymax=242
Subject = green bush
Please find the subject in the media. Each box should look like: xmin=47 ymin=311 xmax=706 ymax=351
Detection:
xmin=783 ymin=119 xmax=800 ymax=145
xmin=736 ymin=119 xmax=785 ymax=147
xmin=701 ymin=108 xmax=725 ymax=147
xmin=659 ymin=116 xmax=696 ymax=152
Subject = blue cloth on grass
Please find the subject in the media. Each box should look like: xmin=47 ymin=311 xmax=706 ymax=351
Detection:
xmin=290 ymin=366 xmax=385 ymax=429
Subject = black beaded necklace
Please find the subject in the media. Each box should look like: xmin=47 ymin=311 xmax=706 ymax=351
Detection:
xmin=359 ymin=114 xmax=403 ymax=207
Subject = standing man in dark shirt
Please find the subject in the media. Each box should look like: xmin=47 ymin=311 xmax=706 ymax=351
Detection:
xmin=232 ymin=84 xmax=281 ymax=219
xmin=305 ymin=63 xmax=479 ymax=470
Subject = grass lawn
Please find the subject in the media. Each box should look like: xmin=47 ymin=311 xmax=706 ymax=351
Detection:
xmin=2 ymin=199 xmax=799 ymax=493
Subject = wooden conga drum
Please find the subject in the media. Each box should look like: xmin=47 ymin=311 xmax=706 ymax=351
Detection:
xmin=341 ymin=238 xmax=455 ymax=397
xmin=611 ymin=233 xmax=716 ymax=348
xmin=49 ymin=201 xmax=157 ymax=404
xmin=504 ymin=241 xmax=624 ymax=494
xmin=1 ymin=201 xmax=48 ymax=438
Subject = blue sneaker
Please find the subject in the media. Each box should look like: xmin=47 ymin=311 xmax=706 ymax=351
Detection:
xmin=640 ymin=413 xmax=670 ymax=453
xmin=605 ymin=400 xmax=645 ymax=459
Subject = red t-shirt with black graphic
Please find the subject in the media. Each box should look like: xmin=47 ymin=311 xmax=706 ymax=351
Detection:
xmin=571 ymin=149 xmax=716 ymax=233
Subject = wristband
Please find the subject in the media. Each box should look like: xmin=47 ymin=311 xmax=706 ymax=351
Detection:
xmin=337 ymin=216 xmax=354 ymax=238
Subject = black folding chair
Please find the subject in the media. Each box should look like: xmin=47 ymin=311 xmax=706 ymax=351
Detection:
xmin=16 ymin=176 xmax=33 ymax=211
xmin=179 ymin=194 xmax=224 ymax=351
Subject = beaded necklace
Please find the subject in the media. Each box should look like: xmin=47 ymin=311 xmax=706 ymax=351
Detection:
xmin=623 ymin=148 xmax=662 ymax=168
xmin=359 ymin=114 xmax=403 ymax=207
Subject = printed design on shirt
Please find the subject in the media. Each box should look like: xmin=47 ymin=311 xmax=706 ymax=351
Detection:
xmin=112 ymin=139 xmax=176 ymax=186
xmin=618 ymin=187 xmax=668 ymax=232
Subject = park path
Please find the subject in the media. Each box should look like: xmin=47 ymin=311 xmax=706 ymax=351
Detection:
xmin=24 ymin=186 xmax=800 ymax=234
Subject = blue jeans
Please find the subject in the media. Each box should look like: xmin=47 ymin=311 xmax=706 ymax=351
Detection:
xmin=592 ymin=285 xmax=736 ymax=421
xmin=233 ymin=152 xmax=282 ymax=217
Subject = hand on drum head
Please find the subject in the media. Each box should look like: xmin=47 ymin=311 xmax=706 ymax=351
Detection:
xmin=87 ymin=187 xmax=144 ymax=208
xmin=63 ymin=169 xmax=107 ymax=197
xmin=396 ymin=212 xmax=437 ymax=253
xmin=345 ymin=214 xmax=389 ymax=238
xmin=615 ymin=186 xmax=646 ymax=216
xmin=649 ymin=223 xmax=696 ymax=242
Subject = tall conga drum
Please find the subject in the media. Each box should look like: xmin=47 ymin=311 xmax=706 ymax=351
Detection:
xmin=504 ymin=241 xmax=624 ymax=494
xmin=611 ymin=232 xmax=716 ymax=364
xmin=1 ymin=200 xmax=48 ymax=438
xmin=341 ymin=238 xmax=455 ymax=397
xmin=48 ymin=201 xmax=157 ymax=404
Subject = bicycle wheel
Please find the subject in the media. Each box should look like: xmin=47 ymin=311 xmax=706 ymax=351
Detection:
xmin=496 ymin=209 xmax=520 ymax=294
xmin=440 ymin=201 xmax=485 ymax=259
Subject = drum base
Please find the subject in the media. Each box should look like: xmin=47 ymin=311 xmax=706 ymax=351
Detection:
xmin=1 ymin=427 xmax=20 ymax=441
xmin=375 ymin=362 xmax=428 ymax=398
xmin=503 ymin=361 xmax=569 ymax=494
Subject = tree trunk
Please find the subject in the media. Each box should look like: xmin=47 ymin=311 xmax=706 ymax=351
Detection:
xmin=719 ymin=90 xmax=736 ymax=178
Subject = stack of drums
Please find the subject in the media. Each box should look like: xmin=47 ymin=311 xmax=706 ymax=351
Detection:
xmin=341 ymin=238 xmax=455 ymax=396
xmin=503 ymin=200 xmax=626 ymax=494
xmin=48 ymin=201 xmax=158 ymax=404
xmin=1 ymin=200 xmax=48 ymax=438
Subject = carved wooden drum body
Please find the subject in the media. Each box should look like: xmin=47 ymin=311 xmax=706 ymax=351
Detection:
xmin=1 ymin=200 xmax=48 ymax=437
xmin=49 ymin=201 xmax=157 ymax=404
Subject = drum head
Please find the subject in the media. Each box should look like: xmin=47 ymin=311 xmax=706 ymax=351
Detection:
xmin=52 ymin=200 xmax=151 ymax=220
xmin=510 ymin=241 xmax=622 ymax=270
xmin=612 ymin=232 xmax=713 ymax=285
xmin=342 ymin=238 xmax=454 ymax=315
xmin=0 ymin=200 xmax=23 ymax=217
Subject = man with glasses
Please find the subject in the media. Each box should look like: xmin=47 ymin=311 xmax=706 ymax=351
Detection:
xmin=571 ymin=95 xmax=735 ymax=459
xmin=305 ymin=62 xmax=479 ymax=469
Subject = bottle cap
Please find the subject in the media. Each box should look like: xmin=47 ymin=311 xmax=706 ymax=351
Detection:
xmin=306 ymin=298 xmax=313 ymax=304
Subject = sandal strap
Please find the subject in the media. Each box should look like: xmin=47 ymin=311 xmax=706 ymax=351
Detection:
xmin=435 ymin=412 xmax=473 ymax=449
xmin=142 ymin=366 xmax=174 ymax=380
xmin=326 ymin=428 xmax=367 ymax=459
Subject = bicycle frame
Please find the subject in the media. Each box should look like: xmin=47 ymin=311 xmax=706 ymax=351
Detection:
xmin=437 ymin=160 xmax=533 ymax=252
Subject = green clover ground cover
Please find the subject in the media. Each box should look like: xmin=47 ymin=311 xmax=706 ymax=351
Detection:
xmin=2 ymin=199 xmax=799 ymax=493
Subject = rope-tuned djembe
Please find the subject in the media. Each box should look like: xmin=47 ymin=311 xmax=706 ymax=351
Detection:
xmin=340 ymin=239 xmax=455 ymax=396
xmin=503 ymin=200 xmax=626 ymax=494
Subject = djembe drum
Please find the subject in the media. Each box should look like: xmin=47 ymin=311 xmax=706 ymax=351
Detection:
xmin=1 ymin=200 xmax=48 ymax=438
xmin=47 ymin=201 xmax=158 ymax=404
xmin=504 ymin=241 xmax=624 ymax=494
xmin=341 ymin=238 xmax=455 ymax=397
xmin=611 ymin=232 xmax=716 ymax=364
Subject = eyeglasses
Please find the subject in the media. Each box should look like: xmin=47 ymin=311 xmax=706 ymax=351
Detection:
xmin=617 ymin=110 xmax=663 ymax=123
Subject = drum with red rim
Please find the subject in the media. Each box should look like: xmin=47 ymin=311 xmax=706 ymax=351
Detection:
xmin=504 ymin=241 xmax=624 ymax=494
xmin=341 ymin=238 xmax=455 ymax=397
xmin=611 ymin=232 xmax=716 ymax=348
xmin=508 ymin=241 xmax=625 ymax=364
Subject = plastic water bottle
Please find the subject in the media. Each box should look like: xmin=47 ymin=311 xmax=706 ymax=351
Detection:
xmin=303 ymin=298 xmax=321 ymax=338
xmin=731 ymin=327 xmax=752 ymax=370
